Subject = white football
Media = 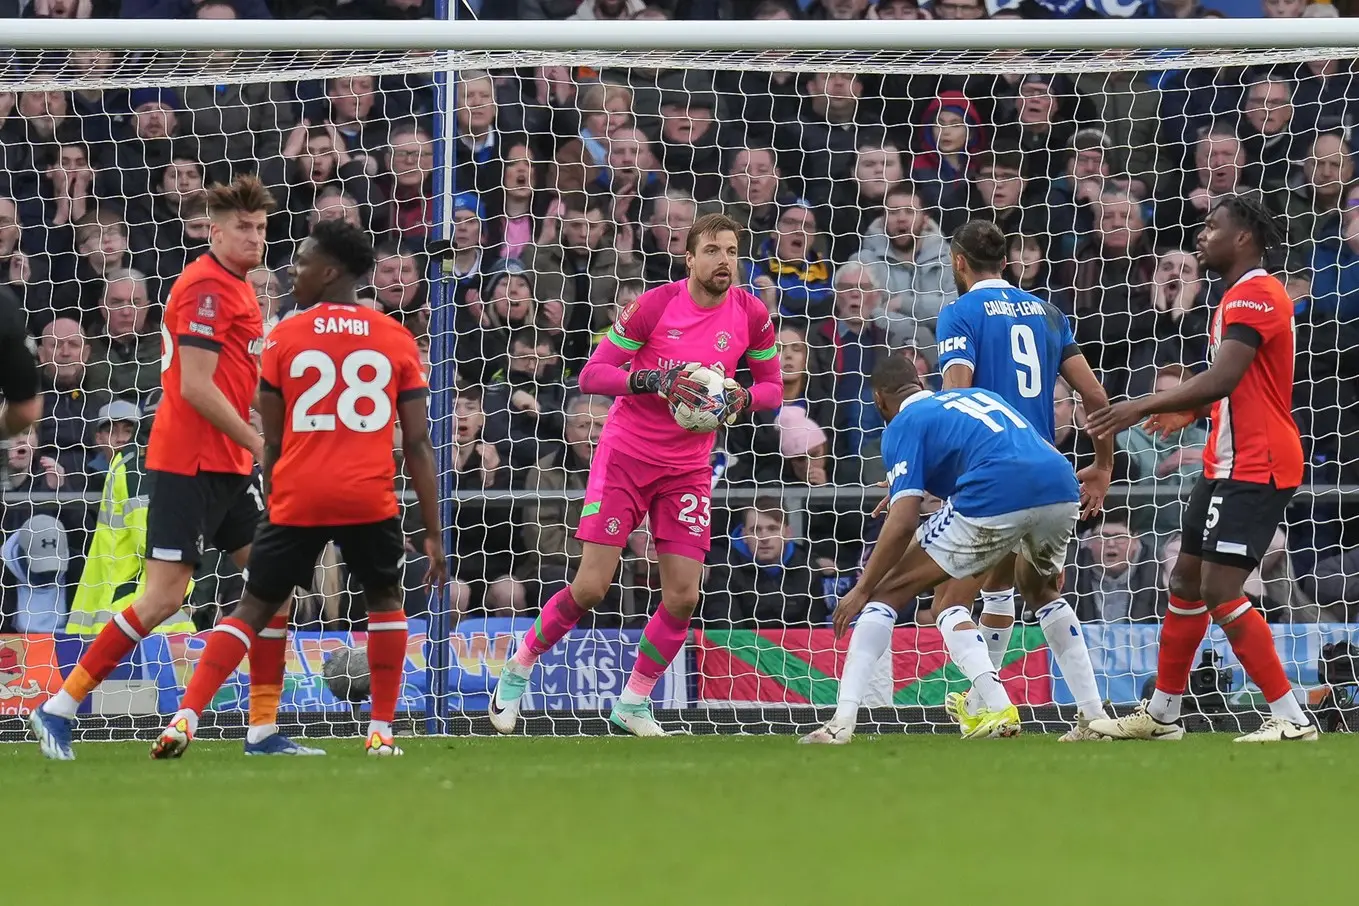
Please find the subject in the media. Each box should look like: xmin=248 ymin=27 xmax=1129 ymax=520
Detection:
xmin=670 ymin=366 xmax=727 ymax=433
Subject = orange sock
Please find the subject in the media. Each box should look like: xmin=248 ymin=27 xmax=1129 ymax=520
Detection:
xmin=64 ymin=609 xmax=147 ymax=701
xmin=1156 ymin=594 xmax=1211 ymax=696
xmin=366 ymin=613 xmax=408 ymax=726
xmin=1214 ymin=598 xmax=1291 ymax=702
xmin=182 ymin=618 xmax=254 ymax=715
xmin=248 ymin=612 xmax=288 ymax=731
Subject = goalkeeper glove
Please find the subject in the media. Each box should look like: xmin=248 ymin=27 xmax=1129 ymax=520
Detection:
xmin=629 ymin=363 xmax=711 ymax=410
xmin=719 ymin=378 xmax=752 ymax=425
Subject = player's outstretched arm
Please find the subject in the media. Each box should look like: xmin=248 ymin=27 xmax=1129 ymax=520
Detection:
xmin=257 ymin=386 xmax=283 ymax=500
xmin=180 ymin=345 xmax=264 ymax=460
xmin=833 ymin=495 xmax=922 ymax=638
xmin=0 ymin=298 xmax=42 ymax=439
xmin=1059 ymin=353 xmax=1115 ymax=518
xmin=1086 ymin=338 xmax=1257 ymax=440
xmin=397 ymin=395 xmax=447 ymax=592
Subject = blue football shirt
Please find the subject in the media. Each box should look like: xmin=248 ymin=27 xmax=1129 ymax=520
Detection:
xmin=934 ymin=279 xmax=1079 ymax=443
xmin=883 ymin=388 xmax=1078 ymax=518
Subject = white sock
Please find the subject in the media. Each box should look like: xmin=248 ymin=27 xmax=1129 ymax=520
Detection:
xmin=1147 ymin=689 xmax=1182 ymax=724
xmin=44 ymin=689 xmax=79 ymax=720
xmin=1268 ymin=690 xmax=1309 ymax=726
xmin=969 ymin=622 xmax=1013 ymax=716
xmin=980 ymin=587 xmax=1015 ymax=668
xmin=618 ymin=687 xmax=647 ymax=706
xmin=246 ymin=723 xmax=277 ymax=745
xmin=1036 ymin=598 xmax=1107 ymax=721
xmin=171 ymin=708 xmax=200 ymax=735
xmin=367 ymin=719 xmax=393 ymax=737
xmin=938 ymin=605 xmax=1011 ymax=711
xmin=833 ymin=603 xmax=896 ymax=729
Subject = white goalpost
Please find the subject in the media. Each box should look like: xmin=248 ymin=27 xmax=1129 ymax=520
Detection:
xmin=2 ymin=17 xmax=1357 ymax=740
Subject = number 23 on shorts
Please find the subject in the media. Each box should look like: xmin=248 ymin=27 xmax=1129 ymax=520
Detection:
xmin=676 ymin=493 xmax=711 ymax=537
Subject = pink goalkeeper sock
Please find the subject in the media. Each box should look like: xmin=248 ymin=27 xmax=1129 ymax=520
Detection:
xmin=514 ymin=587 xmax=587 ymax=668
xmin=625 ymin=605 xmax=689 ymax=698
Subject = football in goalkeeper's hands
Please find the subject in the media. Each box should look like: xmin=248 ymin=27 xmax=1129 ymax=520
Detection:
xmin=322 ymin=646 xmax=371 ymax=702
xmin=669 ymin=366 xmax=727 ymax=433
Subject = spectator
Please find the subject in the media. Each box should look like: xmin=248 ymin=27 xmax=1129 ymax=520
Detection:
xmin=651 ymin=77 xmax=728 ymax=203
xmin=87 ymin=399 xmax=139 ymax=475
xmin=744 ymin=200 xmax=833 ymax=319
xmin=370 ymin=242 xmax=426 ymax=320
xmin=317 ymin=74 xmax=390 ymax=158
xmin=1065 ymin=188 xmax=1157 ymax=399
xmin=776 ymin=72 xmax=879 ymax=209
xmin=1284 ymin=130 xmax=1354 ymax=252
xmin=995 ymin=73 xmax=1077 ymax=182
xmin=460 ymin=258 xmax=537 ymax=384
xmin=385 ymin=119 xmax=435 ymax=241
xmin=484 ymin=140 xmax=549 ymax=262
xmin=911 ymin=90 xmax=984 ymax=220
xmin=850 ymin=183 xmax=955 ymax=333
xmin=571 ymin=0 xmax=644 ymax=18
xmin=575 ymin=80 xmax=633 ymax=167
xmin=452 ymin=70 xmax=508 ymax=195
xmin=521 ymin=191 xmax=642 ymax=371
xmin=720 ymin=145 xmax=785 ymax=258
xmin=248 ymin=263 xmax=289 ymax=333
xmin=309 ymin=184 xmax=365 ymax=232
xmin=775 ymin=406 xmax=832 ymax=487
xmin=808 ymin=264 xmax=892 ymax=472
xmin=1239 ymin=74 xmax=1300 ymax=204
xmin=1310 ymin=182 xmax=1359 ymax=325
xmin=1118 ymin=364 xmax=1208 ymax=539
xmin=448 ymin=386 xmax=523 ymax=616
xmin=641 ymin=190 xmax=697 ymax=285
xmin=446 ymin=192 xmax=486 ymax=308
xmin=1158 ymin=124 xmax=1252 ymax=249
xmin=0 ymin=511 xmax=70 ymax=632
xmin=1004 ymin=230 xmax=1067 ymax=308
xmin=1149 ymin=247 xmax=1212 ymax=368
xmin=1052 ymin=375 xmax=1126 ymax=492
xmin=702 ymin=498 xmax=826 ymax=627
xmin=598 ymin=125 xmax=662 ymax=243
xmin=828 ymin=139 xmax=905 ymax=262
xmin=106 ymin=88 xmax=184 ymax=205
xmin=516 ymin=393 xmax=611 ymax=603
xmin=482 ymin=328 xmax=568 ymax=469
xmin=36 ymin=316 xmax=110 ymax=481
xmin=960 ymin=147 xmax=1034 ymax=241
xmin=270 ymin=122 xmax=354 ymax=244
xmin=932 ymin=0 xmax=985 ymax=16
xmin=39 ymin=142 xmax=96 ymax=233
xmin=60 ymin=206 xmax=147 ymax=314
xmin=92 ymin=268 xmax=160 ymax=404
xmin=1307 ymin=540 xmax=1359 ymax=623
xmin=1244 ymin=527 xmax=1321 ymax=623
xmin=1066 ymin=510 xmax=1160 ymax=624
xmin=1044 ymin=128 xmax=1111 ymax=261
xmin=178 ymin=5 xmax=296 ymax=170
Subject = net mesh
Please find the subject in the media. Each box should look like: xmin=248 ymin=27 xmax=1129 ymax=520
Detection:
xmin=2 ymin=35 xmax=1358 ymax=740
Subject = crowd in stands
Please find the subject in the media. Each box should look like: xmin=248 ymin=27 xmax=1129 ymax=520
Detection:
xmin=2 ymin=0 xmax=1358 ymax=635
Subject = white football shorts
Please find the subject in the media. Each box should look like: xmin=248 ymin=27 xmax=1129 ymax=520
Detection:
xmin=915 ymin=498 xmax=1078 ymax=579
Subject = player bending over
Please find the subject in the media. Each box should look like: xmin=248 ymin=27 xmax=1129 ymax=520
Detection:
xmin=1086 ymin=196 xmax=1316 ymax=743
xmin=151 ymin=219 xmax=446 ymax=758
xmin=489 ymin=212 xmax=781 ymax=736
xmin=826 ymin=354 xmax=1090 ymax=740
xmin=30 ymin=176 xmax=322 ymax=760
xmin=802 ymin=220 xmax=1113 ymax=744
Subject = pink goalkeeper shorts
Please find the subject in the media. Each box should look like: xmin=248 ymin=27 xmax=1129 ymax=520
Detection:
xmin=575 ymin=445 xmax=712 ymax=560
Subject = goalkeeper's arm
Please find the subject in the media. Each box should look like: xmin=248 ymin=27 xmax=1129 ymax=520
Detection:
xmin=578 ymin=335 xmax=701 ymax=401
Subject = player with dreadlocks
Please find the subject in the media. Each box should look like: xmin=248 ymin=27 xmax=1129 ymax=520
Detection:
xmin=1085 ymin=194 xmax=1316 ymax=742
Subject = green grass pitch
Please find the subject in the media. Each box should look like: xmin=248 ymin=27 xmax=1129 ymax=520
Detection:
xmin=4 ymin=732 xmax=1355 ymax=905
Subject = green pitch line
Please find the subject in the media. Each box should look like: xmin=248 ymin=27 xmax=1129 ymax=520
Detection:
xmin=4 ymin=734 xmax=1355 ymax=906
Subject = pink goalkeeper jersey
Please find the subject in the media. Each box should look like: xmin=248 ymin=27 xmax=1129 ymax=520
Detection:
xmin=595 ymin=280 xmax=778 ymax=468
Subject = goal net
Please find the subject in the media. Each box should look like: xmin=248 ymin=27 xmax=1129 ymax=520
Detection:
xmin=2 ymin=18 xmax=1358 ymax=742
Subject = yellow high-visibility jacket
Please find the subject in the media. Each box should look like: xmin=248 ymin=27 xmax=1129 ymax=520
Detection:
xmin=66 ymin=446 xmax=195 ymax=636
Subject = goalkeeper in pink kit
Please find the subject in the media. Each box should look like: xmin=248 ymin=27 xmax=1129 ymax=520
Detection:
xmin=490 ymin=212 xmax=782 ymax=736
